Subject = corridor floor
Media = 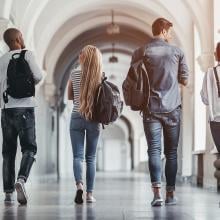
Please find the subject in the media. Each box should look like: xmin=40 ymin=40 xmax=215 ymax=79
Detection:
xmin=0 ymin=172 xmax=220 ymax=220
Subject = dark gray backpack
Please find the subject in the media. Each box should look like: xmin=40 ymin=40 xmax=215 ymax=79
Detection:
xmin=92 ymin=74 xmax=123 ymax=126
xmin=122 ymin=48 xmax=150 ymax=111
xmin=3 ymin=50 xmax=35 ymax=103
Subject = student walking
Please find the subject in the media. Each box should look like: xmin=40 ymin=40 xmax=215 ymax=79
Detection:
xmin=68 ymin=45 xmax=102 ymax=204
xmin=126 ymin=18 xmax=189 ymax=206
xmin=0 ymin=28 xmax=43 ymax=204
xmin=201 ymin=42 xmax=220 ymax=153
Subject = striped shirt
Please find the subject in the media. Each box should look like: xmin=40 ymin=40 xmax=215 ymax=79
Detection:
xmin=70 ymin=69 xmax=81 ymax=112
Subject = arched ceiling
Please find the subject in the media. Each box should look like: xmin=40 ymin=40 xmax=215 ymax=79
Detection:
xmin=27 ymin=0 xmax=190 ymax=78
xmin=42 ymin=9 xmax=157 ymax=85
xmin=3 ymin=0 xmax=213 ymax=106
xmin=32 ymin=0 xmax=188 ymax=105
xmin=53 ymin=24 xmax=151 ymax=100
xmin=3 ymin=0 xmax=213 ymax=64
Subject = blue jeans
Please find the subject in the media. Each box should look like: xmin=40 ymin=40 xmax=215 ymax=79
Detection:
xmin=70 ymin=112 xmax=100 ymax=193
xmin=143 ymin=106 xmax=181 ymax=192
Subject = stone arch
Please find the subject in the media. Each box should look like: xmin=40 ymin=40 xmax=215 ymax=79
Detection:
xmin=17 ymin=0 xmax=191 ymax=85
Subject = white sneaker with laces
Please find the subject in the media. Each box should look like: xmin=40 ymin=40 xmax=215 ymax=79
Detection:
xmin=4 ymin=193 xmax=14 ymax=204
xmin=15 ymin=178 xmax=27 ymax=205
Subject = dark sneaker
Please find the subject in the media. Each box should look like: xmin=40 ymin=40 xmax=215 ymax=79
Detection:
xmin=15 ymin=179 xmax=27 ymax=205
xmin=74 ymin=189 xmax=84 ymax=204
xmin=165 ymin=196 xmax=177 ymax=206
xmin=4 ymin=193 xmax=14 ymax=204
xmin=151 ymin=195 xmax=163 ymax=207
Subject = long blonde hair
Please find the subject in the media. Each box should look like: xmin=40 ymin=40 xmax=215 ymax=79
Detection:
xmin=79 ymin=45 xmax=102 ymax=120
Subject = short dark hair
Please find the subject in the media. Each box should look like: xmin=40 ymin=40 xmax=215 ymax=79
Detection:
xmin=216 ymin=42 xmax=220 ymax=62
xmin=3 ymin=28 xmax=20 ymax=46
xmin=152 ymin=18 xmax=173 ymax=36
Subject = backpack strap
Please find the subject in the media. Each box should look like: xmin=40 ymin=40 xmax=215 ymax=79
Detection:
xmin=131 ymin=46 xmax=145 ymax=64
xmin=213 ymin=67 xmax=220 ymax=97
xmin=20 ymin=50 xmax=27 ymax=59
xmin=142 ymin=45 xmax=151 ymax=115
xmin=101 ymin=72 xmax=107 ymax=82
xmin=11 ymin=53 xmax=21 ymax=59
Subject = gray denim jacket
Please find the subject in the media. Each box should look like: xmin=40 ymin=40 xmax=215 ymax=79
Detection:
xmin=131 ymin=38 xmax=189 ymax=113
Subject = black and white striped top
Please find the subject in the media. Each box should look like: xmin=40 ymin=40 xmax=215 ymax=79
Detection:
xmin=70 ymin=69 xmax=81 ymax=112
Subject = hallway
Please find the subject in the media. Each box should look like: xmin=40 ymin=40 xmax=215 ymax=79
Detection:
xmin=0 ymin=0 xmax=220 ymax=219
xmin=0 ymin=173 xmax=220 ymax=220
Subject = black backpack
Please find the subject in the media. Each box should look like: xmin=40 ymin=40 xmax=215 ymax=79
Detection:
xmin=4 ymin=50 xmax=35 ymax=102
xmin=92 ymin=75 xmax=123 ymax=126
xmin=122 ymin=51 xmax=150 ymax=111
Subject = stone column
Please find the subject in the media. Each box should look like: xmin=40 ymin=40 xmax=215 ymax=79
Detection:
xmin=0 ymin=0 xmax=13 ymax=19
xmin=0 ymin=18 xmax=10 ymax=54
xmin=197 ymin=52 xmax=215 ymax=150
xmin=44 ymin=83 xmax=57 ymax=107
xmin=197 ymin=53 xmax=214 ymax=73
xmin=0 ymin=0 xmax=13 ymax=52
xmin=214 ymin=0 xmax=220 ymax=44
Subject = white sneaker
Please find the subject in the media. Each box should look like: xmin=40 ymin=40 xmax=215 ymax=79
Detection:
xmin=151 ymin=195 xmax=163 ymax=207
xmin=165 ymin=196 xmax=178 ymax=206
xmin=86 ymin=195 xmax=96 ymax=203
xmin=15 ymin=179 xmax=27 ymax=205
xmin=4 ymin=193 xmax=14 ymax=204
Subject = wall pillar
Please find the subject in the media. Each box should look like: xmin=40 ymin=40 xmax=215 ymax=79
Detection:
xmin=213 ymin=0 xmax=220 ymax=44
xmin=0 ymin=0 xmax=13 ymax=20
xmin=0 ymin=18 xmax=10 ymax=54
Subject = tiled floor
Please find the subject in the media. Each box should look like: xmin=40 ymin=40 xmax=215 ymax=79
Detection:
xmin=0 ymin=172 xmax=220 ymax=220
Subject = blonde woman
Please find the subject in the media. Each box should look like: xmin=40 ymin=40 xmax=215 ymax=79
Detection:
xmin=68 ymin=45 xmax=102 ymax=204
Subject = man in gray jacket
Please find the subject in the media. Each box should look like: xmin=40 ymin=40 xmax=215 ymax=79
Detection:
xmin=131 ymin=18 xmax=189 ymax=206
xmin=0 ymin=28 xmax=42 ymax=204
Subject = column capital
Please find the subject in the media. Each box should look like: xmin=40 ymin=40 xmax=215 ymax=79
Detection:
xmin=197 ymin=53 xmax=214 ymax=72
xmin=44 ymin=83 xmax=57 ymax=107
